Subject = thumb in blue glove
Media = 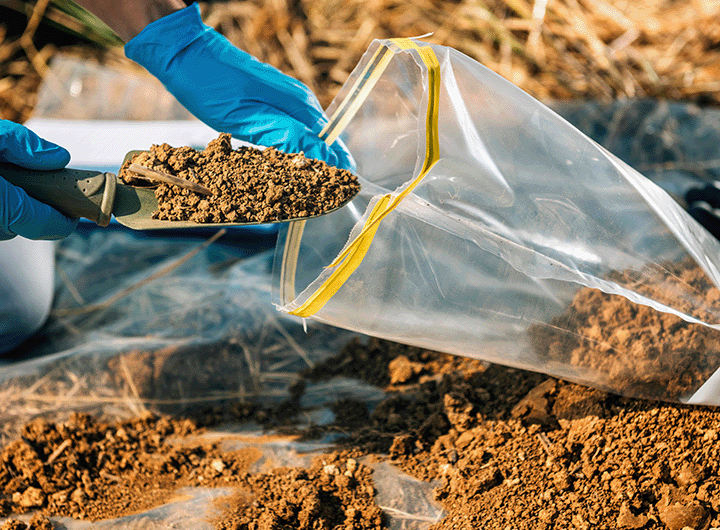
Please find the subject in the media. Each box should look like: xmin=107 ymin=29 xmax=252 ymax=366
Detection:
xmin=125 ymin=3 xmax=356 ymax=172
xmin=0 ymin=120 xmax=78 ymax=240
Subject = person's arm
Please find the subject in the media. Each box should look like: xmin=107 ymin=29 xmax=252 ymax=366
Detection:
xmin=72 ymin=0 xmax=186 ymax=42
xmin=73 ymin=1 xmax=355 ymax=171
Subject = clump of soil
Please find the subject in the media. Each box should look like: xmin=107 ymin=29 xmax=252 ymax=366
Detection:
xmin=0 ymin=514 xmax=51 ymax=530
xmin=530 ymin=258 xmax=720 ymax=400
xmin=0 ymin=410 xmax=386 ymax=529
xmin=304 ymin=337 xmax=720 ymax=530
xmin=214 ymin=452 xmax=383 ymax=530
xmin=118 ymin=133 xmax=360 ymax=224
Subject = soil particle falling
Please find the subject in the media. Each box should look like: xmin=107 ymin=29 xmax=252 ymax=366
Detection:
xmin=118 ymin=133 xmax=360 ymax=224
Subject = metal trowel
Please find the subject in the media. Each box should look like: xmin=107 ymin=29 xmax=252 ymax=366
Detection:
xmin=0 ymin=152 xmax=358 ymax=230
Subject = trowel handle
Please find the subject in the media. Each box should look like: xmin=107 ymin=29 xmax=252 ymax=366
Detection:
xmin=0 ymin=163 xmax=117 ymax=227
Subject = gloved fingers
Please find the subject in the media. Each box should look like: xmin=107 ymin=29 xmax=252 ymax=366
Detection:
xmin=124 ymin=4 xmax=328 ymax=132
xmin=0 ymin=120 xmax=70 ymax=170
xmin=208 ymin=35 xmax=328 ymax=130
xmin=0 ymin=176 xmax=78 ymax=240
xmin=224 ymin=107 xmax=356 ymax=172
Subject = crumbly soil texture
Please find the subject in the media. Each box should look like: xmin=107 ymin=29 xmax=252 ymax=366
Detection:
xmin=0 ymin=412 xmax=380 ymax=530
xmin=530 ymin=258 xmax=720 ymax=401
xmin=118 ymin=133 xmax=360 ymax=224
xmin=6 ymin=263 xmax=720 ymax=529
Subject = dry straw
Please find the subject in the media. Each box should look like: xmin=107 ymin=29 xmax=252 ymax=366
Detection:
xmin=3 ymin=0 xmax=720 ymax=122
xmin=1 ymin=0 xmax=720 ymax=440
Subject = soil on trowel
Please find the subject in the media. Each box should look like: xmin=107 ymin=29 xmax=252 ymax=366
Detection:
xmin=118 ymin=133 xmax=360 ymax=224
xmin=530 ymin=258 xmax=720 ymax=400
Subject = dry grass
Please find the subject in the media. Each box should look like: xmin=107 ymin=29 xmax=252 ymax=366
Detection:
xmin=199 ymin=0 xmax=720 ymax=107
xmin=2 ymin=0 xmax=720 ymax=122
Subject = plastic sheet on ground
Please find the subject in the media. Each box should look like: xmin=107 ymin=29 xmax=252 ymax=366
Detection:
xmin=0 ymin=227 xmax=443 ymax=529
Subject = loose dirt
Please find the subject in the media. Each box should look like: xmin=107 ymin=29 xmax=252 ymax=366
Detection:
xmin=0 ymin=410 xmax=384 ymax=529
xmin=6 ymin=268 xmax=720 ymax=528
xmin=305 ymin=337 xmax=720 ymax=530
xmin=0 ymin=412 xmax=259 ymax=521
xmin=118 ymin=133 xmax=360 ymax=224
xmin=531 ymin=258 xmax=720 ymax=401
xmin=5 ymin=335 xmax=720 ymax=529
xmin=213 ymin=452 xmax=383 ymax=530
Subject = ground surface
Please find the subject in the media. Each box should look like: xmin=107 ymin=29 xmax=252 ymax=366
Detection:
xmin=3 ymin=336 xmax=720 ymax=529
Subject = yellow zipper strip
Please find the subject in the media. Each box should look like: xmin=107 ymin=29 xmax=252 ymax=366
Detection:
xmin=279 ymin=42 xmax=396 ymax=305
xmin=286 ymin=38 xmax=441 ymax=317
xmin=288 ymin=195 xmax=391 ymax=315
xmin=319 ymin=44 xmax=395 ymax=146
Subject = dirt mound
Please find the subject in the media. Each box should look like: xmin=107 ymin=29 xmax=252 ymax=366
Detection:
xmin=4 ymin=322 xmax=720 ymax=529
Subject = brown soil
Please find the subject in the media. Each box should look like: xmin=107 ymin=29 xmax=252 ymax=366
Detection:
xmin=5 ymin=335 xmax=720 ymax=529
xmin=213 ymin=452 xmax=383 ymax=530
xmin=308 ymin=338 xmax=720 ymax=530
xmin=118 ymin=133 xmax=360 ymax=224
xmin=531 ymin=258 xmax=720 ymax=400
xmin=0 ymin=514 xmax=51 ymax=530
xmin=0 ymin=410 xmax=384 ymax=529
xmin=6 ymin=265 xmax=720 ymax=529
xmin=0 ymin=412 xmax=257 ymax=521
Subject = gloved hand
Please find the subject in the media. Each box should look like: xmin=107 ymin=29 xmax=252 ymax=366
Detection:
xmin=125 ymin=3 xmax=355 ymax=172
xmin=0 ymin=120 xmax=78 ymax=240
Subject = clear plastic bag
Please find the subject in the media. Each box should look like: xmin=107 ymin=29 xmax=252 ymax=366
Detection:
xmin=273 ymin=38 xmax=720 ymax=405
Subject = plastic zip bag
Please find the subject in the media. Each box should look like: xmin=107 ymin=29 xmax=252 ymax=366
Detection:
xmin=273 ymin=38 xmax=720 ymax=405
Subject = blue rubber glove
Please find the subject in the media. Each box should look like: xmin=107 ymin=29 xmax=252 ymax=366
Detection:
xmin=125 ymin=3 xmax=355 ymax=172
xmin=0 ymin=120 xmax=78 ymax=240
